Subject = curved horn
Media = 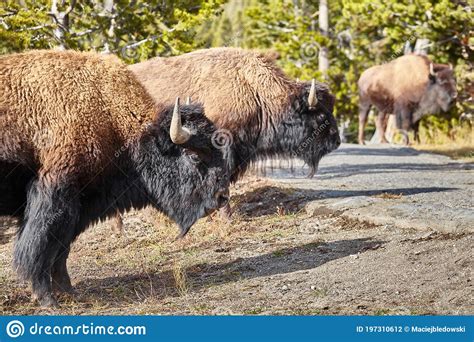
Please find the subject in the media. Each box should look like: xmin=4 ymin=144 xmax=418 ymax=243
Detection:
xmin=448 ymin=63 xmax=453 ymax=70
xmin=170 ymin=97 xmax=191 ymax=144
xmin=185 ymin=96 xmax=191 ymax=105
xmin=429 ymin=63 xmax=436 ymax=76
xmin=308 ymin=79 xmax=318 ymax=109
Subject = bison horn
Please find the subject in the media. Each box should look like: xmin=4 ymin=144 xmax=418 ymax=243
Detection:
xmin=308 ymin=79 xmax=318 ymax=109
xmin=448 ymin=63 xmax=453 ymax=70
xmin=170 ymin=97 xmax=191 ymax=144
xmin=185 ymin=96 xmax=191 ymax=105
xmin=429 ymin=63 xmax=437 ymax=77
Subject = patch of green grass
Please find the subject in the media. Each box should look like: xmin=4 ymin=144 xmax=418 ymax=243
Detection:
xmin=290 ymin=308 xmax=323 ymax=315
xmin=374 ymin=308 xmax=391 ymax=316
xmin=272 ymin=250 xmax=291 ymax=257
xmin=193 ymin=303 xmax=212 ymax=314
xmin=311 ymin=288 xmax=328 ymax=297
xmin=244 ymin=307 xmax=264 ymax=315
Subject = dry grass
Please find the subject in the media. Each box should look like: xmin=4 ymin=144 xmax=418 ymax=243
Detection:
xmin=414 ymin=125 xmax=473 ymax=162
xmin=373 ymin=192 xmax=403 ymax=200
xmin=172 ymin=260 xmax=189 ymax=296
xmin=415 ymin=143 xmax=474 ymax=162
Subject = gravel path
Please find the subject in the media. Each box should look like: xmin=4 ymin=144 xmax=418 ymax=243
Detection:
xmin=262 ymin=143 xmax=473 ymax=234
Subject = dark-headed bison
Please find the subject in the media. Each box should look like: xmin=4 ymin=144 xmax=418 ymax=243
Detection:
xmin=130 ymin=47 xmax=341 ymax=217
xmin=0 ymin=50 xmax=230 ymax=306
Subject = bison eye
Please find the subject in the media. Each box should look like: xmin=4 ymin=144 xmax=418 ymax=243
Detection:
xmin=185 ymin=152 xmax=201 ymax=165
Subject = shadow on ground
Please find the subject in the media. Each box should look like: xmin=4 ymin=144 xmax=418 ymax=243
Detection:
xmin=72 ymin=237 xmax=385 ymax=304
xmin=231 ymin=185 xmax=457 ymax=218
xmin=333 ymin=146 xmax=421 ymax=157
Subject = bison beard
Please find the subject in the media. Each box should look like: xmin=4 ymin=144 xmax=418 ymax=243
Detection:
xmin=0 ymin=50 xmax=230 ymax=306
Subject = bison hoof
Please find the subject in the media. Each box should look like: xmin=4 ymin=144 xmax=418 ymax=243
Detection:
xmin=36 ymin=294 xmax=60 ymax=308
xmin=52 ymin=277 xmax=74 ymax=294
xmin=52 ymin=282 xmax=74 ymax=295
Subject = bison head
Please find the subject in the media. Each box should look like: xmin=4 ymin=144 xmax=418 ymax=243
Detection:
xmin=428 ymin=63 xmax=457 ymax=112
xmin=136 ymin=98 xmax=230 ymax=236
xmin=287 ymin=79 xmax=340 ymax=177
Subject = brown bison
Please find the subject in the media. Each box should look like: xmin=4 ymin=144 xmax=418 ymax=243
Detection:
xmin=0 ymin=50 xmax=230 ymax=306
xmin=358 ymin=54 xmax=457 ymax=144
xmin=129 ymin=47 xmax=341 ymax=217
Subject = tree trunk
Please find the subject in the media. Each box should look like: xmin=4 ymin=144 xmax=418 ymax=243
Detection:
xmin=318 ymin=0 xmax=329 ymax=78
xmin=50 ymin=0 xmax=76 ymax=50
xmin=102 ymin=0 xmax=116 ymax=53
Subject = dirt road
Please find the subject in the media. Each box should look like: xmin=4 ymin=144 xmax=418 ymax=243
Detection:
xmin=0 ymin=144 xmax=472 ymax=315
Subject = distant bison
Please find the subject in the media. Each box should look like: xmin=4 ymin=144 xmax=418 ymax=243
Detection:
xmin=130 ymin=47 xmax=341 ymax=216
xmin=358 ymin=54 xmax=457 ymax=144
xmin=0 ymin=50 xmax=230 ymax=306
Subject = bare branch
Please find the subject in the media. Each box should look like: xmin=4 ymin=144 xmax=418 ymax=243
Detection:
xmin=64 ymin=0 xmax=77 ymax=16
xmin=15 ymin=24 xmax=53 ymax=32
xmin=70 ymin=28 xmax=97 ymax=37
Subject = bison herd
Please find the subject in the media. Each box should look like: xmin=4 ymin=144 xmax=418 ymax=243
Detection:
xmin=0 ymin=47 xmax=456 ymax=307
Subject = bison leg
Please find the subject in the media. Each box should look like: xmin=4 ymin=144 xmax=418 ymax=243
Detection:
xmin=13 ymin=179 xmax=79 ymax=307
xmin=358 ymin=99 xmax=371 ymax=144
xmin=51 ymin=246 xmax=73 ymax=294
xmin=376 ymin=112 xmax=389 ymax=143
xmin=395 ymin=107 xmax=413 ymax=146
xmin=412 ymin=121 xmax=421 ymax=144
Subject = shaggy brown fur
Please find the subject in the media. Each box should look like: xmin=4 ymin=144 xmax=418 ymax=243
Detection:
xmin=358 ymin=54 xmax=457 ymax=144
xmin=1 ymin=50 xmax=153 ymax=181
xmin=129 ymin=47 xmax=302 ymax=134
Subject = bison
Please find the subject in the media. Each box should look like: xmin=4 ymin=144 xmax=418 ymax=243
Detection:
xmin=0 ymin=50 xmax=230 ymax=306
xmin=358 ymin=54 xmax=457 ymax=144
xmin=129 ymin=47 xmax=341 ymax=218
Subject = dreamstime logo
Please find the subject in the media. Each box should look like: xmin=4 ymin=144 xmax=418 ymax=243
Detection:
xmin=300 ymin=42 xmax=319 ymax=62
xmin=211 ymin=129 xmax=233 ymax=150
xmin=6 ymin=320 xmax=25 ymax=338
xmin=121 ymin=45 xmax=140 ymax=60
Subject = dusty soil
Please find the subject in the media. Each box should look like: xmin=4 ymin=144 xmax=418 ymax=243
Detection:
xmin=0 ymin=177 xmax=472 ymax=315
